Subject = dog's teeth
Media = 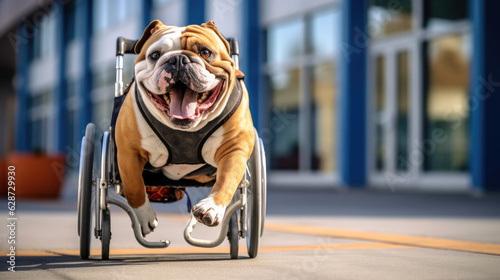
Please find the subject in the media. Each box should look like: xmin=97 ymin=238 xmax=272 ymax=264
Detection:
xmin=197 ymin=99 xmax=203 ymax=104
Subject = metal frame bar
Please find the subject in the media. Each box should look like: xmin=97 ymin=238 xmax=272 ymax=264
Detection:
xmin=107 ymin=191 xmax=170 ymax=248
xmin=115 ymin=55 xmax=124 ymax=97
xmin=184 ymin=201 xmax=243 ymax=248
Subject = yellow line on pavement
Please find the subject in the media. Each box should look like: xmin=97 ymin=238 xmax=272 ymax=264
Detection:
xmin=0 ymin=243 xmax=409 ymax=257
xmin=265 ymin=223 xmax=500 ymax=255
xmin=258 ymin=243 xmax=410 ymax=252
xmin=0 ymin=250 xmax=60 ymax=257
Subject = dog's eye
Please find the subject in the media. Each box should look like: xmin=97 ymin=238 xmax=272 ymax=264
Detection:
xmin=149 ymin=51 xmax=160 ymax=61
xmin=200 ymin=49 xmax=212 ymax=59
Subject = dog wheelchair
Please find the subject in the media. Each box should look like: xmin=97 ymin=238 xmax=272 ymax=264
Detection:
xmin=77 ymin=36 xmax=267 ymax=260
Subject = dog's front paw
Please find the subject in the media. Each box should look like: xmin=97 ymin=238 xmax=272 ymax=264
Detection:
xmin=133 ymin=201 xmax=158 ymax=236
xmin=192 ymin=195 xmax=225 ymax=227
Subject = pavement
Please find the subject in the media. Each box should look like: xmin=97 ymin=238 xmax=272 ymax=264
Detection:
xmin=1 ymin=174 xmax=500 ymax=279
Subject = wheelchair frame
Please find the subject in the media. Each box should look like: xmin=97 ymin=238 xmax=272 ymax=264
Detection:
xmin=77 ymin=36 xmax=267 ymax=260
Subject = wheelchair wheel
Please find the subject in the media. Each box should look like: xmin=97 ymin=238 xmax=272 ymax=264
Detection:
xmin=78 ymin=123 xmax=95 ymax=260
xmin=101 ymin=209 xmax=111 ymax=260
xmin=228 ymin=212 xmax=239 ymax=259
xmin=246 ymin=135 xmax=264 ymax=258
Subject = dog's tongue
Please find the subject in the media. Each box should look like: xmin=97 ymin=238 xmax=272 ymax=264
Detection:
xmin=170 ymin=87 xmax=198 ymax=119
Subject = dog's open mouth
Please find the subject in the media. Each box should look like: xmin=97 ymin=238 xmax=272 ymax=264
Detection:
xmin=146 ymin=80 xmax=224 ymax=120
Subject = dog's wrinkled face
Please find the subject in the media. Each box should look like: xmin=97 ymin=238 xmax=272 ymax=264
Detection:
xmin=134 ymin=20 xmax=235 ymax=130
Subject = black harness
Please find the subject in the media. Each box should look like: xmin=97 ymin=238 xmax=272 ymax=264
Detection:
xmin=134 ymin=78 xmax=243 ymax=168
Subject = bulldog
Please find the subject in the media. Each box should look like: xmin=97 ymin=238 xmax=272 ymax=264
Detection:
xmin=115 ymin=20 xmax=255 ymax=236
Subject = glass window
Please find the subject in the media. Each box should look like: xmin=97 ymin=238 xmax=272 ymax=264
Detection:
xmin=66 ymin=80 xmax=78 ymax=154
xmin=125 ymin=0 xmax=141 ymax=18
xmin=424 ymin=33 xmax=470 ymax=171
xmin=93 ymin=98 xmax=114 ymax=133
xmin=268 ymin=70 xmax=301 ymax=170
xmin=396 ymin=51 xmax=410 ymax=171
xmin=267 ymin=19 xmax=304 ymax=170
xmin=108 ymin=0 xmax=125 ymax=26
xmin=375 ymin=55 xmax=386 ymax=171
xmin=267 ymin=20 xmax=304 ymax=65
xmin=153 ymin=0 xmax=172 ymax=5
xmin=424 ymin=0 xmax=468 ymax=31
xmin=311 ymin=62 xmax=336 ymax=172
xmin=368 ymin=0 xmax=413 ymax=39
xmin=31 ymin=119 xmax=47 ymax=152
xmin=93 ymin=0 xmax=108 ymax=33
xmin=310 ymin=9 xmax=341 ymax=172
xmin=94 ymin=0 xmax=140 ymax=33
xmin=92 ymin=64 xmax=115 ymax=90
xmin=29 ymin=90 xmax=52 ymax=152
xmin=266 ymin=8 xmax=340 ymax=173
xmin=66 ymin=109 xmax=76 ymax=154
xmin=30 ymin=91 xmax=51 ymax=109
xmin=311 ymin=9 xmax=341 ymax=57
xmin=32 ymin=10 xmax=56 ymax=59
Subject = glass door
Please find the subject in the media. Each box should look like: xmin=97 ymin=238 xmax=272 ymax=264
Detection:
xmin=370 ymin=44 xmax=414 ymax=184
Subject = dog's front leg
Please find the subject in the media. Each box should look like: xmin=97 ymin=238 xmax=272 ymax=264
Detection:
xmin=192 ymin=151 xmax=248 ymax=226
xmin=117 ymin=150 xmax=158 ymax=236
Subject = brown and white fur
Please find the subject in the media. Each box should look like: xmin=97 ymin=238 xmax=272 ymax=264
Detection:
xmin=115 ymin=20 xmax=254 ymax=236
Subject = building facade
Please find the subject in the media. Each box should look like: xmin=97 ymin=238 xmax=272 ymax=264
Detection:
xmin=1 ymin=0 xmax=499 ymax=192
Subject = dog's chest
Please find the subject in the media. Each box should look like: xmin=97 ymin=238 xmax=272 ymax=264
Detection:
xmin=132 ymin=93 xmax=223 ymax=179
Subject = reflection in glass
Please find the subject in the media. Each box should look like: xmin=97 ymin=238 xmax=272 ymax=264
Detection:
xmin=310 ymin=9 xmax=340 ymax=172
xmin=28 ymin=90 xmax=52 ymax=152
xmin=267 ymin=20 xmax=304 ymax=65
xmin=267 ymin=19 xmax=304 ymax=171
xmin=368 ymin=0 xmax=413 ymax=39
xmin=424 ymin=0 xmax=468 ymax=31
xmin=375 ymin=56 xmax=386 ymax=171
xmin=266 ymin=8 xmax=341 ymax=173
xmin=397 ymin=51 xmax=410 ymax=171
xmin=31 ymin=119 xmax=46 ymax=152
xmin=424 ymin=34 xmax=470 ymax=171
xmin=311 ymin=9 xmax=341 ymax=57
xmin=67 ymin=110 xmax=76 ymax=157
xmin=312 ymin=62 xmax=336 ymax=172
xmin=268 ymin=69 xmax=301 ymax=170
xmin=66 ymin=80 xmax=78 ymax=155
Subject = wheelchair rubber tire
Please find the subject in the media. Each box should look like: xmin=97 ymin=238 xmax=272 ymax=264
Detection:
xmin=228 ymin=212 xmax=239 ymax=259
xmin=101 ymin=209 xmax=111 ymax=260
xmin=247 ymin=135 xmax=263 ymax=258
xmin=79 ymin=123 xmax=95 ymax=260
xmin=260 ymin=138 xmax=267 ymax=238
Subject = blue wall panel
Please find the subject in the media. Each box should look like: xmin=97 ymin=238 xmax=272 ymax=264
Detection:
xmin=142 ymin=0 xmax=153 ymax=30
xmin=186 ymin=0 xmax=206 ymax=25
xmin=339 ymin=0 xmax=367 ymax=187
xmin=78 ymin=0 xmax=93 ymax=139
xmin=243 ymin=0 xmax=260 ymax=129
xmin=470 ymin=0 xmax=500 ymax=191
xmin=55 ymin=2 xmax=68 ymax=152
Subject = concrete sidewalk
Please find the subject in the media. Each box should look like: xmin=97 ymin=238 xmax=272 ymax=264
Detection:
xmin=1 ymin=187 xmax=499 ymax=279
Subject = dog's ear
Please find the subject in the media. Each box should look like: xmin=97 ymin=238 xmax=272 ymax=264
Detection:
xmin=134 ymin=20 xmax=164 ymax=54
xmin=201 ymin=21 xmax=230 ymax=54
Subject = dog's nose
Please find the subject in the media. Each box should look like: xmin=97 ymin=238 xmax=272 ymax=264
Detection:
xmin=168 ymin=54 xmax=190 ymax=69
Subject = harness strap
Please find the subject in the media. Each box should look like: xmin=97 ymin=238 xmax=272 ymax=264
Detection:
xmin=135 ymin=79 xmax=243 ymax=165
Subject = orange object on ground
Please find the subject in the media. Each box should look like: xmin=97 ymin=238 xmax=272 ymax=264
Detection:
xmin=6 ymin=153 xmax=66 ymax=199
